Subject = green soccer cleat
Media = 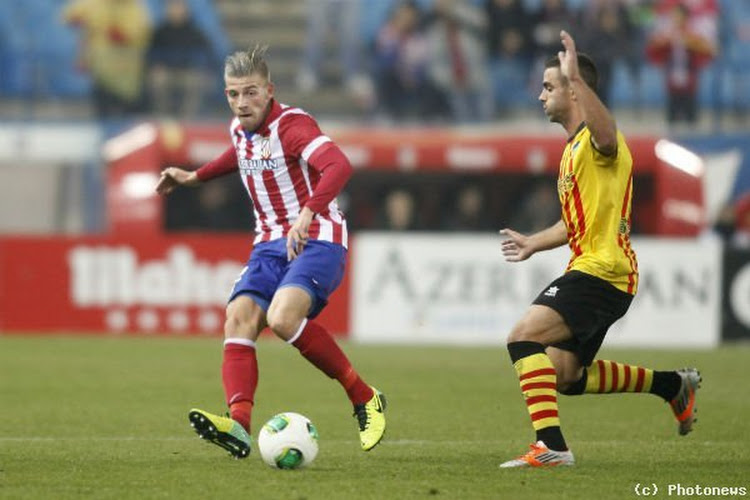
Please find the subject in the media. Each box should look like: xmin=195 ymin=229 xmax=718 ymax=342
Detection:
xmin=353 ymin=386 xmax=387 ymax=451
xmin=188 ymin=408 xmax=252 ymax=459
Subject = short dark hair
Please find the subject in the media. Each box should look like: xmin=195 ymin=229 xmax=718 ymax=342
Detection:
xmin=544 ymin=52 xmax=598 ymax=91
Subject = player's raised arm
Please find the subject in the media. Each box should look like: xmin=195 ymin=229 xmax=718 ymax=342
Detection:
xmin=499 ymin=220 xmax=568 ymax=262
xmin=558 ymin=30 xmax=617 ymax=156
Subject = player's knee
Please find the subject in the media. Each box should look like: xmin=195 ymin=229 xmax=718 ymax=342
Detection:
xmin=506 ymin=323 xmax=538 ymax=344
xmin=556 ymin=377 xmax=577 ymax=394
xmin=224 ymin=314 xmax=240 ymax=334
xmin=556 ymin=369 xmax=585 ymax=395
xmin=224 ymin=312 xmax=256 ymax=338
xmin=266 ymin=313 xmax=298 ymax=340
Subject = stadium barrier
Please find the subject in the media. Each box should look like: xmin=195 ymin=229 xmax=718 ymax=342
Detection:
xmin=352 ymin=233 xmax=722 ymax=347
xmin=0 ymin=233 xmax=736 ymax=347
xmin=721 ymin=246 xmax=750 ymax=341
xmin=2 ymin=122 xmax=736 ymax=345
xmin=0 ymin=235 xmax=347 ymax=336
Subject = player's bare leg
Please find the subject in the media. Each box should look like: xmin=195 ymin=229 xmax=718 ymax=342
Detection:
xmin=268 ymin=287 xmax=386 ymax=451
xmin=189 ymin=295 xmax=264 ymax=458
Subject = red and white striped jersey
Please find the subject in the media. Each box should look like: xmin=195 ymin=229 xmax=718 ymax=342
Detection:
xmin=202 ymin=100 xmax=349 ymax=247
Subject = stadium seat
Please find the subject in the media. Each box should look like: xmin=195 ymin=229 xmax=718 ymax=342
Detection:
xmin=489 ymin=58 xmax=534 ymax=111
xmin=0 ymin=0 xmax=230 ymax=99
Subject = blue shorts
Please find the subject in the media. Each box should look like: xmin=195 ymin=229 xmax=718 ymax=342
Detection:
xmin=229 ymin=239 xmax=347 ymax=318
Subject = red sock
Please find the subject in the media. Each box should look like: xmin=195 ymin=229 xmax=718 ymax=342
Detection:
xmin=291 ymin=319 xmax=374 ymax=405
xmin=222 ymin=340 xmax=258 ymax=432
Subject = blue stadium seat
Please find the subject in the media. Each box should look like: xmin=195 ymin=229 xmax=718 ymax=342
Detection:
xmin=0 ymin=2 xmax=36 ymax=96
xmin=0 ymin=0 xmax=91 ymax=97
xmin=489 ymin=58 xmax=534 ymax=111
xmin=0 ymin=0 xmax=231 ymax=98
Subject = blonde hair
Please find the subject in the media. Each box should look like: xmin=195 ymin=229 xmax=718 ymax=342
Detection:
xmin=224 ymin=43 xmax=271 ymax=81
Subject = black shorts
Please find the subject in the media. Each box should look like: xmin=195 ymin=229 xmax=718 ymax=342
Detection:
xmin=532 ymin=270 xmax=634 ymax=366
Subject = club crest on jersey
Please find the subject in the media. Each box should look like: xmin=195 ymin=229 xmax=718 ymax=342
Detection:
xmin=557 ymin=173 xmax=574 ymax=194
xmin=260 ymin=137 xmax=272 ymax=160
xmin=619 ymin=217 xmax=630 ymax=235
xmin=237 ymin=137 xmax=279 ymax=173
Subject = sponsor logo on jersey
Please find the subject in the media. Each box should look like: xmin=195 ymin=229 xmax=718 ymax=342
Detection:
xmin=238 ymin=156 xmax=279 ymax=173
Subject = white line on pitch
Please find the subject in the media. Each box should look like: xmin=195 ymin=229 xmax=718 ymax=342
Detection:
xmin=0 ymin=437 xmax=728 ymax=446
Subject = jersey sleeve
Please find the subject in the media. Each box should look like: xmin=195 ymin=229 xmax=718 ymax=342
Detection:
xmin=588 ymin=130 xmax=627 ymax=167
xmin=195 ymin=146 xmax=238 ymax=181
xmin=277 ymin=113 xmax=332 ymax=161
xmin=278 ymin=112 xmax=352 ymax=213
xmin=305 ymin=144 xmax=353 ymax=213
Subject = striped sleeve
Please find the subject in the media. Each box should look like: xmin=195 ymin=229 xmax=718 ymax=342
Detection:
xmin=195 ymin=146 xmax=238 ymax=181
xmin=277 ymin=112 xmax=329 ymax=161
xmin=304 ymin=145 xmax=353 ymax=213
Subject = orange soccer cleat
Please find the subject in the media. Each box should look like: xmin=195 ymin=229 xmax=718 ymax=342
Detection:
xmin=670 ymin=368 xmax=702 ymax=436
xmin=499 ymin=441 xmax=575 ymax=468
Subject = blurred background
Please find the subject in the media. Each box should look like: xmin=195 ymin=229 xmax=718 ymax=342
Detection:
xmin=0 ymin=0 xmax=748 ymax=345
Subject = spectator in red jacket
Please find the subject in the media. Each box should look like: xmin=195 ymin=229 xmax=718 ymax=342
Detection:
xmin=646 ymin=0 xmax=718 ymax=126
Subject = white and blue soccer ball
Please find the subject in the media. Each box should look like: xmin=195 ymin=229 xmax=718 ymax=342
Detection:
xmin=258 ymin=412 xmax=319 ymax=469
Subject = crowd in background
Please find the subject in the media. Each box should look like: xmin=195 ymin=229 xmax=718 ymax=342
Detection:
xmin=362 ymin=0 xmax=734 ymax=127
xmin=289 ymin=0 xmax=747 ymax=130
xmin=59 ymin=0 xmax=217 ymax=119
xmin=1 ymin=0 xmax=748 ymax=241
xmin=0 ymin=0 xmax=745 ymax=126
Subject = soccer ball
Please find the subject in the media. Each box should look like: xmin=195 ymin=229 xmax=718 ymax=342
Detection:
xmin=258 ymin=412 xmax=319 ymax=469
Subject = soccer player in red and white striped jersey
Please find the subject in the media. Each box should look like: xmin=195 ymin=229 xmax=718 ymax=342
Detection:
xmin=156 ymin=44 xmax=386 ymax=459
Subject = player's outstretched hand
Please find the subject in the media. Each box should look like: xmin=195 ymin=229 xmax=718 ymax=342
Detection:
xmin=499 ymin=228 xmax=533 ymax=262
xmin=156 ymin=167 xmax=198 ymax=195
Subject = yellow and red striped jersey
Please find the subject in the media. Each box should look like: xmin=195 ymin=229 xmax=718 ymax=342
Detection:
xmin=557 ymin=124 xmax=639 ymax=294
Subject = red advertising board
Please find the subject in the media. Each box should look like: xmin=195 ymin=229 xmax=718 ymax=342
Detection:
xmin=0 ymin=235 xmax=350 ymax=336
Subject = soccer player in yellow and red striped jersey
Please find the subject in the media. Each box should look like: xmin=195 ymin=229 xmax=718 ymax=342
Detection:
xmin=497 ymin=31 xmax=701 ymax=468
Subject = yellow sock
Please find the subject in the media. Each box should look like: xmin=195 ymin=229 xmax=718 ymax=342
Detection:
xmin=514 ymin=352 xmax=561 ymax=431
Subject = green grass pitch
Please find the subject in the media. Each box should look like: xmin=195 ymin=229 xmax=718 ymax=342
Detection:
xmin=1 ymin=336 xmax=748 ymax=499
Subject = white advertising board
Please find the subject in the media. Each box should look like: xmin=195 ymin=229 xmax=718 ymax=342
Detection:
xmin=352 ymin=233 xmax=721 ymax=348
